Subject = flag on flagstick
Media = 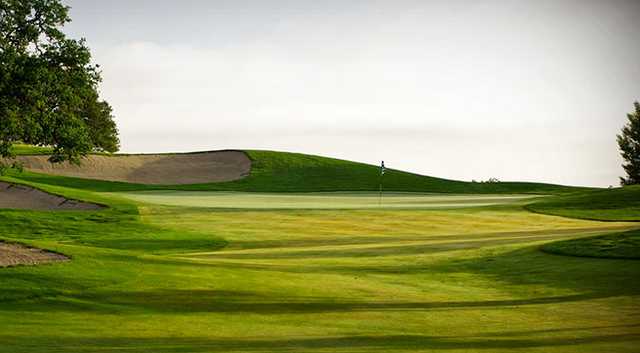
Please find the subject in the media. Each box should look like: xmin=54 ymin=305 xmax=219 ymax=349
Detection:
xmin=379 ymin=161 xmax=385 ymax=207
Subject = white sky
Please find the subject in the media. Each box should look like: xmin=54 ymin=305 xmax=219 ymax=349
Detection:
xmin=64 ymin=0 xmax=640 ymax=187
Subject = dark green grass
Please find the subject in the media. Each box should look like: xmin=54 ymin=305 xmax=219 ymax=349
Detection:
xmin=527 ymin=185 xmax=640 ymax=222
xmin=541 ymin=229 xmax=640 ymax=259
xmin=528 ymin=185 xmax=640 ymax=259
xmin=6 ymin=150 xmax=585 ymax=194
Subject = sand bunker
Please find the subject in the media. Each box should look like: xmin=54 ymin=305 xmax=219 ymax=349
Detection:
xmin=0 ymin=182 xmax=103 ymax=211
xmin=0 ymin=242 xmax=69 ymax=267
xmin=11 ymin=150 xmax=251 ymax=185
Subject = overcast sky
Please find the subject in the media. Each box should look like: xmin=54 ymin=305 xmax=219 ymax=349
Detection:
xmin=63 ymin=0 xmax=640 ymax=187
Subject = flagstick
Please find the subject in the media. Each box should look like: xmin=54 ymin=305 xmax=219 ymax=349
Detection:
xmin=379 ymin=160 xmax=385 ymax=208
xmin=379 ymin=178 xmax=382 ymax=207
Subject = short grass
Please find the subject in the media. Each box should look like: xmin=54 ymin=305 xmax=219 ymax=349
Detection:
xmin=111 ymin=191 xmax=538 ymax=209
xmin=0 ymin=177 xmax=639 ymax=352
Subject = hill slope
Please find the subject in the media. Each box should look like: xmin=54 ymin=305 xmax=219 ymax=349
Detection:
xmin=527 ymin=185 xmax=640 ymax=221
xmin=529 ymin=185 xmax=640 ymax=259
xmin=5 ymin=149 xmax=584 ymax=194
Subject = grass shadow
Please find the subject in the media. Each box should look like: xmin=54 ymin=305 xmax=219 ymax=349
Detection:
xmin=0 ymin=332 xmax=638 ymax=352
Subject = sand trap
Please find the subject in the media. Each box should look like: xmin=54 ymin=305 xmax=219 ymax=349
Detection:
xmin=0 ymin=242 xmax=69 ymax=267
xmin=10 ymin=150 xmax=251 ymax=185
xmin=0 ymin=182 xmax=103 ymax=210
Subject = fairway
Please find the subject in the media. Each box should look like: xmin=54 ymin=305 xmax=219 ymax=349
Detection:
xmin=112 ymin=191 xmax=537 ymax=209
xmin=2 ymin=187 xmax=639 ymax=352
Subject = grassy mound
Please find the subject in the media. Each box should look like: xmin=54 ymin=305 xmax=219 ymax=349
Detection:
xmin=5 ymin=149 xmax=582 ymax=194
xmin=529 ymin=185 xmax=640 ymax=259
xmin=527 ymin=185 xmax=640 ymax=221
xmin=542 ymin=229 xmax=640 ymax=259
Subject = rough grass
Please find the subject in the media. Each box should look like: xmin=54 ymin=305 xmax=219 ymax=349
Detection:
xmin=527 ymin=185 xmax=640 ymax=260
xmin=211 ymin=151 xmax=583 ymax=194
xmin=1 ymin=177 xmax=639 ymax=352
xmin=526 ymin=185 xmax=640 ymax=222
xmin=542 ymin=229 xmax=640 ymax=259
xmin=5 ymin=150 xmax=585 ymax=194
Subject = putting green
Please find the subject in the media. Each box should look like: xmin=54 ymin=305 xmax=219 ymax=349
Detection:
xmin=111 ymin=191 xmax=538 ymax=209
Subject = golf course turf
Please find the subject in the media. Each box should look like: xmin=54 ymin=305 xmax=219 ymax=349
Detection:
xmin=542 ymin=229 xmax=640 ymax=259
xmin=0 ymin=150 xmax=639 ymax=352
xmin=111 ymin=191 xmax=539 ymax=210
xmin=526 ymin=185 xmax=640 ymax=221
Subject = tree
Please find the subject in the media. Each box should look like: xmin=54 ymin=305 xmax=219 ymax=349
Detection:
xmin=0 ymin=0 xmax=119 ymax=165
xmin=617 ymin=101 xmax=640 ymax=185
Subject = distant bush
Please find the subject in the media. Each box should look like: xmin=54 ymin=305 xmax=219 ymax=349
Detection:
xmin=472 ymin=178 xmax=500 ymax=183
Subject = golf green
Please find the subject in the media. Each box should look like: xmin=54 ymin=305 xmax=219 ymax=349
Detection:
xmin=111 ymin=191 xmax=538 ymax=209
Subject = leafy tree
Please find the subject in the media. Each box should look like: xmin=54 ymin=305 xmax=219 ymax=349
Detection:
xmin=617 ymin=101 xmax=640 ymax=185
xmin=83 ymin=90 xmax=119 ymax=154
xmin=0 ymin=0 xmax=119 ymax=165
